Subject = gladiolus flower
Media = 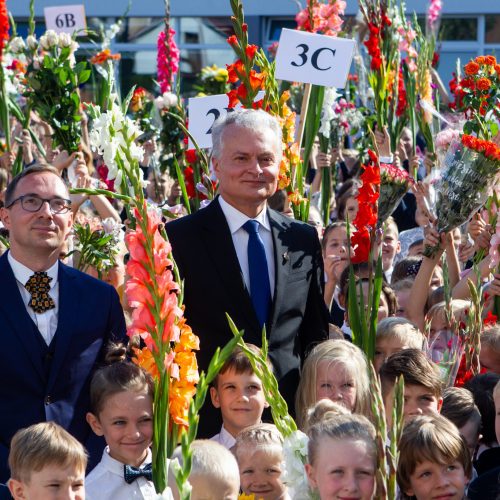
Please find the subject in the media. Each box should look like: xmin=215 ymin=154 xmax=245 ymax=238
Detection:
xmin=227 ymin=35 xmax=238 ymax=47
xmin=245 ymin=44 xmax=258 ymax=60
xmin=133 ymin=347 xmax=160 ymax=379
xmin=485 ymin=55 xmax=497 ymax=66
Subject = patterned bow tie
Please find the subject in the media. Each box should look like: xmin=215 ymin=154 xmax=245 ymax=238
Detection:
xmin=123 ymin=463 xmax=153 ymax=484
xmin=24 ymin=272 xmax=55 ymax=314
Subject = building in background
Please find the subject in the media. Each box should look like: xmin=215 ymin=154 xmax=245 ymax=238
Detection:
xmin=10 ymin=0 xmax=500 ymax=95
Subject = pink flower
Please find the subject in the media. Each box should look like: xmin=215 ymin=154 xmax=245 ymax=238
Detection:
xmin=157 ymin=28 xmax=180 ymax=93
xmin=428 ymin=0 xmax=443 ymax=26
xmin=489 ymin=224 xmax=500 ymax=269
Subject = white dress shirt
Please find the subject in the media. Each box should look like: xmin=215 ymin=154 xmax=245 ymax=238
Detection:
xmin=218 ymin=196 xmax=275 ymax=296
xmin=210 ymin=424 xmax=236 ymax=450
xmin=86 ymin=447 xmax=156 ymax=500
xmin=8 ymin=252 xmax=59 ymax=345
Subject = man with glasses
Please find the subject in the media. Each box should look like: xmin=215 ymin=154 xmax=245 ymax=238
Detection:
xmin=0 ymin=165 xmax=126 ymax=481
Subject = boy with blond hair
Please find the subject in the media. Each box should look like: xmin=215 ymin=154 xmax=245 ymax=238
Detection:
xmin=209 ymin=345 xmax=271 ymax=449
xmin=168 ymin=440 xmax=240 ymax=500
xmin=7 ymin=422 xmax=87 ymax=500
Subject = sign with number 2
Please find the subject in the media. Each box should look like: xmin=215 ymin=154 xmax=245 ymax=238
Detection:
xmin=275 ymin=28 xmax=356 ymax=88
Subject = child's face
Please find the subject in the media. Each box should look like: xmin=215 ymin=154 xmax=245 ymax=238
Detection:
xmin=323 ymin=227 xmax=349 ymax=259
xmin=210 ymin=370 xmax=268 ymax=437
xmin=306 ymin=438 xmax=376 ymax=500
xmin=381 ymin=226 xmax=400 ymax=272
xmin=344 ymin=197 xmax=358 ymax=221
xmin=402 ymin=384 xmax=441 ymax=423
xmin=458 ymin=419 xmax=480 ymax=459
xmin=406 ymin=460 xmax=468 ymax=500
xmin=86 ymin=390 xmax=153 ymax=467
xmin=8 ymin=463 xmax=85 ymax=500
xmin=395 ymin=289 xmax=411 ymax=318
xmin=479 ymin=344 xmax=500 ymax=374
xmin=374 ymin=336 xmax=409 ymax=372
xmin=238 ymin=448 xmax=286 ymax=500
xmin=315 ymin=360 xmax=356 ymax=412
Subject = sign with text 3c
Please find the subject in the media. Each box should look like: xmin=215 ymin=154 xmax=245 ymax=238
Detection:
xmin=275 ymin=28 xmax=356 ymax=88
xmin=44 ymin=5 xmax=87 ymax=34
xmin=188 ymin=91 xmax=264 ymax=149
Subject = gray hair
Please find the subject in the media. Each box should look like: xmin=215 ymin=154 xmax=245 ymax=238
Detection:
xmin=211 ymin=109 xmax=282 ymax=159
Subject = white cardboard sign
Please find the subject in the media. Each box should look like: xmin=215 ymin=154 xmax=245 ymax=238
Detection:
xmin=44 ymin=5 xmax=87 ymax=34
xmin=188 ymin=91 xmax=265 ymax=149
xmin=275 ymin=28 xmax=356 ymax=88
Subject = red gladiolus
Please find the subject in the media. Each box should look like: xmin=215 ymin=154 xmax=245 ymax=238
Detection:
xmin=396 ymin=68 xmax=407 ymax=117
xmin=248 ymin=70 xmax=265 ymax=91
xmin=483 ymin=310 xmax=498 ymax=326
xmin=242 ymin=23 xmax=248 ymax=32
xmin=0 ymin=0 xmax=9 ymax=62
xmin=183 ymin=166 xmax=196 ymax=198
xmin=351 ymin=228 xmax=371 ymax=264
xmin=227 ymin=35 xmax=239 ymax=47
xmin=226 ymin=59 xmax=245 ymax=83
xmin=227 ymin=88 xmax=240 ymax=109
xmin=185 ymin=149 xmax=197 ymax=165
xmin=245 ymin=44 xmax=258 ymax=60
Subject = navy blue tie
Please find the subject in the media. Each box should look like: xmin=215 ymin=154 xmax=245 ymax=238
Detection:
xmin=123 ymin=463 xmax=153 ymax=483
xmin=242 ymin=220 xmax=272 ymax=328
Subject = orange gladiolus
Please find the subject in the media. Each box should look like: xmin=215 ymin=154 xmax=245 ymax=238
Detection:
xmin=248 ymin=70 xmax=265 ymax=91
xmin=90 ymin=48 xmax=121 ymax=65
xmin=245 ymin=44 xmax=258 ymax=60
xmin=227 ymin=59 xmax=245 ymax=83
xmin=175 ymin=351 xmax=199 ymax=384
xmin=132 ymin=347 xmax=160 ymax=380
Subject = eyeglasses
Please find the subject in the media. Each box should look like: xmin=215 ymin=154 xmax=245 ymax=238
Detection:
xmin=6 ymin=195 xmax=72 ymax=214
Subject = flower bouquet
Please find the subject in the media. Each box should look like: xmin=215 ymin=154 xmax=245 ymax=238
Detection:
xmin=22 ymin=30 xmax=89 ymax=153
xmin=378 ymin=162 xmax=415 ymax=226
xmin=423 ymin=55 xmax=500 ymax=257
xmin=129 ymin=87 xmax=158 ymax=143
xmin=193 ymin=64 xmax=229 ymax=96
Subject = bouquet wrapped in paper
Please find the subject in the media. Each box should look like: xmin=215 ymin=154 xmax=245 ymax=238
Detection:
xmin=378 ymin=163 xmax=415 ymax=226
xmin=424 ymin=137 xmax=500 ymax=256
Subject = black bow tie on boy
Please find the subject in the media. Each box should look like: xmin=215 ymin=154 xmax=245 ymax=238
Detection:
xmin=123 ymin=463 xmax=153 ymax=484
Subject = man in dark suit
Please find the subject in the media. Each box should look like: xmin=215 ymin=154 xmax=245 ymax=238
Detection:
xmin=166 ymin=110 xmax=329 ymax=435
xmin=0 ymin=165 xmax=126 ymax=482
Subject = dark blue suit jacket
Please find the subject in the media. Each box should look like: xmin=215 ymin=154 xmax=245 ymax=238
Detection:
xmin=0 ymin=252 xmax=126 ymax=482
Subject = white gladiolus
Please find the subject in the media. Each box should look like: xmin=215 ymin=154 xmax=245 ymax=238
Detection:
xmin=89 ymin=102 xmax=145 ymax=185
xmin=26 ymin=35 xmax=38 ymax=50
xmin=281 ymin=431 xmax=312 ymax=499
xmin=40 ymin=30 xmax=59 ymax=50
xmin=9 ymin=37 xmax=26 ymax=54
xmin=154 ymin=92 xmax=178 ymax=110
xmin=318 ymin=87 xmax=340 ymax=138
xmin=58 ymin=32 xmax=73 ymax=48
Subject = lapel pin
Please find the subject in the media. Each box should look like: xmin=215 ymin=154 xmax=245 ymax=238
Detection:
xmin=282 ymin=251 xmax=289 ymax=263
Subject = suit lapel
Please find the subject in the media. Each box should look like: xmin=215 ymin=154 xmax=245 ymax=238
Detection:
xmin=268 ymin=210 xmax=291 ymax=330
xmin=200 ymin=198 xmax=259 ymax=331
xmin=0 ymin=253 xmax=45 ymax=380
xmin=47 ymin=262 xmax=79 ymax=391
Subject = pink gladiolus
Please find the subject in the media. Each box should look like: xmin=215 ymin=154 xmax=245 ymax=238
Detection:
xmin=126 ymin=278 xmax=154 ymax=307
xmin=428 ymin=0 xmax=443 ymax=26
xmin=125 ymin=231 xmax=148 ymax=263
xmin=157 ymin=28 xmax=180 ymax=93
xmin=489 ymin=225 xmax=500 ymax=269
xmin=127 ymin=259 xmax=150 ymax=282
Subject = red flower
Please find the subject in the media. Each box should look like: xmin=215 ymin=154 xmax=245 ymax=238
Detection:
xmin=0 ymin=0 xmax=9 ymax=62
xmin=396 ymin=68 xmax=407 ymax=117
xmin=484 ymin=55 xmax=496 ymax=66
xmin=183 ymin=166 xmax=196 ymax=198
xmin=464 ymin=61 xmax=479 ymax=75
xmin=245 ymin=44 xmax=258 ymax=60
xmin=227 ymin=88 xmax=240 ymax=109
xmin=432 ymin=51 xmax=440 ymax=68
xmin=351 ymin=228 xmax=371 ymax=264
xmin=354 ymin=202 xmax=377 ymax=227
xmin=477 ymin=77 xmax=492 ymax=91
xmin=226 ymin=59 xmax=245 ymax=83
xmin=483 ymin=310 xmax=498 ymax=326
xmin=185 ymin=149 xmax=197 ymax=165
xmin=248 ymin=70 xmax=265 ymax=91
xmin=227 ymin=35 xmax=239 ymax=47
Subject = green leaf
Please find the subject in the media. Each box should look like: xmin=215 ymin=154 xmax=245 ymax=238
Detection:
xmin=43 ymin=55 xmax=54 ymax=69
xmin=59 ymin=69 xmax=68 ymax=85
xmin=74 ymin=61 xmax=86 ymax=75
xmin=79 ymin=69 xmax=91 ymax=84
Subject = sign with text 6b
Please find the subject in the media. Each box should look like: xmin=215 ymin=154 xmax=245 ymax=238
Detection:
xmin=275 ymin=28 xmax=356 ymax=88
xmin=44 ymin=5 xmax=87 ymax=34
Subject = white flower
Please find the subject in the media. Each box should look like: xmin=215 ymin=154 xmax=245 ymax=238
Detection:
xmin=318 ymin=87 xmax=340 ymax=138
xmin=26 ymin=35 xmax=38 ymax=50
xmin=155 ymin=92 xmax=178 ymax=110
xmin=282 ymin=431 xmax=313 ymax=500
xmin=58 ymin=32 xmax=72 ymax=48
xmin=9 ymin=37 xmax=26 ymax=54
xmin=40 ymin=30 xmax=59 ymax=50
